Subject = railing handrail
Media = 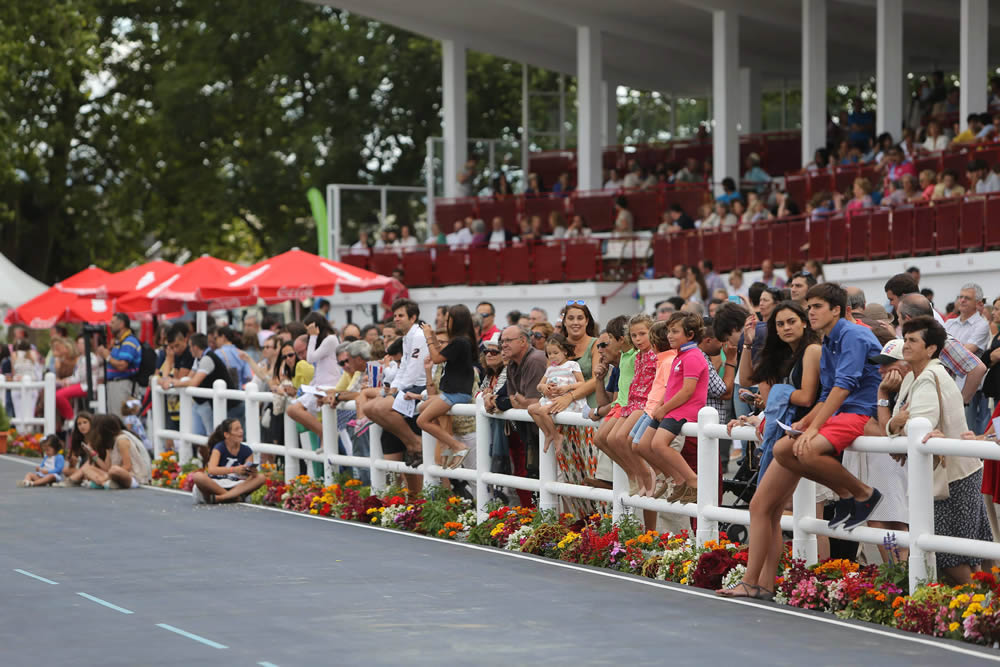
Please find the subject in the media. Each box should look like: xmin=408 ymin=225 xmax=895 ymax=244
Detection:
xmin=150 ymin=377 xmax=992 ymax=593
xmin=0 ymin=372 xmax=57 ymax=433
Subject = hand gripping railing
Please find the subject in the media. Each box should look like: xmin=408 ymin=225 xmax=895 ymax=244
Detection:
xmin=149 ymin=378 xmax=1000 ymax=594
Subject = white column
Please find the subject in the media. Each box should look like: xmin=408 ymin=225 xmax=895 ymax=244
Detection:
xmin=712 ymin=10 xmax=739 ymax=195
xmin=442 ymin=39 xmax=467 ymax=198
xmin=876 ymin=0 xmax=903 ymax=137
xmin=960 ymin=0 xmax=989 ymax=132
xmin=576 ymin=25 xmax=602 ymax=192
xmin=801 ymin=0 xmax=827 ymax=166
xmin=739 ymin=67 xmax=761 ymax=134
xmin=521 ymin=63 xmax=530 ymax=178
xmin=602 ymin=81 xmax=617 ymax=147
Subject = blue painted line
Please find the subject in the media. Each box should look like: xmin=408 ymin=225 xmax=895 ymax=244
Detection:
xmin=155 ymin=623 xmax=228 ymax=649
xmin=14 ymin=569 xmax=57 ymax=585
xmin=77 ymin=592 xmax=134 ymax=614
xmin=258 ymin=662 xmax=280 ymax=667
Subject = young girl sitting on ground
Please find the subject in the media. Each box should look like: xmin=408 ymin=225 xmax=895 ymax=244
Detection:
xmin=636 ymin=312 xmax=709 ymax=504
xmin=529 ymin=334 xmax=587 ymax=453
xmin=121 ymin=399 xmax=150 ymax=452
xmin=18 ymin=436 xmax=64 ymax=487
xmin=189 ymin=418 xmax=266 ymax=504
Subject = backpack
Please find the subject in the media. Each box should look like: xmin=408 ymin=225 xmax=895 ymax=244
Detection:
xmin=133 ymin=342 xmax=158 ymax=388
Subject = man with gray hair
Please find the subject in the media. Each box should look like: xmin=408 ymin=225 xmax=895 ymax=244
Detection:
xmin=529 ymin=307 xmax=548 ymax=326
xmin=323 ymin=340 xmax=374 ymax=481
xmin=846 ymin=287 xmax=866 ymax=323
xmin=945 ymin=283 xmax=991 ymax=431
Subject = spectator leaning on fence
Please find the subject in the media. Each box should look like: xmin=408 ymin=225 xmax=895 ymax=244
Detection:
xmin=163 ymin=333 xmax=236 ymax=444
xmin=98 ymin=313 xmax=142 ymax=418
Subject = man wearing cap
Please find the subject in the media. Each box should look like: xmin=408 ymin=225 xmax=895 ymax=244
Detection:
xmin=743 ymin=153 xmax=771 ymax=193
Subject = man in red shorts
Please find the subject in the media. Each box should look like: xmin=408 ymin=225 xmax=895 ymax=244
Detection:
xmin=773 ymin=283 xmax=885 ymax=531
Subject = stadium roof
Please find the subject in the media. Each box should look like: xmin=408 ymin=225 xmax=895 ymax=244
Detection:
xmin=310 ymin=0 xmax=1000 ymax=94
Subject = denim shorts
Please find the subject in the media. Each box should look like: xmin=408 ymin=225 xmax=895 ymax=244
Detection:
xmin=441 ymin=392 xmax=473 ymax=406
xmin=629 ymin=412 xmax=660 ymax=442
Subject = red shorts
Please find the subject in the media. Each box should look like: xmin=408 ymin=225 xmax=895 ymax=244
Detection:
xmin=818 ymin=413 xmax=871 ymax=454
xmin=605 ymin=404 xmax=623 ymax=421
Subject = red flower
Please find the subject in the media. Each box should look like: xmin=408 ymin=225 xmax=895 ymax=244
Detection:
xmin=690 ymin=549 xmax=739 ymax=590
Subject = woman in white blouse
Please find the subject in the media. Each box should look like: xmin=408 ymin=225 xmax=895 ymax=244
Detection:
xmin=286 ymin=312 xmax=340 ymax=439
xmin=922 ymin=120 xmax=948 ymax=153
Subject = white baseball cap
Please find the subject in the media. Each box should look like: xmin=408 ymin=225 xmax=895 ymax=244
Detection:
xmin=872 ymin=339 xmax=904 ymax=365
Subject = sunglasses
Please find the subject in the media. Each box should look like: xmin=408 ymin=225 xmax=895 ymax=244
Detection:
xmin=531 ymin=331 xmax=546 ymax=339
xmin=596 ymin=342 xmax=609 ymax=349
xmin=283 ymin=353 xmax=297 ymax=359
xmin=484 ymin=349 xmax=501 ymax=356
xmin=338 ymin=359 xmax=349 ymax=367
xmin=566 ymin=299 xmax=586 ymax=306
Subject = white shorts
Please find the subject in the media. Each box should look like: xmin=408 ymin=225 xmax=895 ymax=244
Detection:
xmin=294 ymin=393 xmax=320 ymax=415
xmin=211 ymin=477 xmax=242 ymax=490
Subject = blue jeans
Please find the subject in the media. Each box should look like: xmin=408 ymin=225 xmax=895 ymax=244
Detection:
xmin=966 ymin=391 xmax=991 ymax=435
xmin=193 ymin=400 xmax=213 ymax=437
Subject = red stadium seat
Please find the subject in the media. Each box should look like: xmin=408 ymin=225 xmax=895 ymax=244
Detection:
xmin=834 ymin=165 xmax=860 ymax=195
xmin=808 ymin=216 xmax=828 ymax=262
xmin=571 ymin=192 xmax=615 ymax=232
xmin=913 ymin=205 xmax=935 ymax=254
xmin=340 ymin=253 xmax=369 ymax=271
xmin=785 ymin=173 xmax=808 ymax=209
xmin=987 ymin=195 xmax=1000 ymax=249
xmin=500 ymin=243 xmax=532 ymax=284
xmin=564 ymin=239 xmax=601 ymax=281
xmin=653 ymin=237 xmax=673 ymax=278
xmin=371 ymin=251 xmax=401 ymax=278
xmin=736 ymin=228 xmax=753 ymax=269
xmin=847 ymin=211 xmax=869 ymax=260
xmin=751 ymin=224 xmax=771 ymax=268
xmin=941 ymin=152 xmax=971 ymax=188
xmin=701 ymin=231 xmax=722 ymax=271
xmin=663 ymin=186 xmax=708 ymax=220
xmin=626 ymin=190 xmax=663 ymax=230
xmin=523 ymin=195 xmax=568 ymax=227
xmin=434 ymin=198 xmax=478 ymax=229
xmin=401 ymin=250 xmax=433 ymax=287
xmin=960 ymin=197 xmax=986 ymax=251
xmin=786 ymin=218 xmax=809 ymax=266
xmin=533 ymin=242 xmax=565 ymax=283
xmin=935 ymin=200 xmax=960 ymax=252
xmin=770 ymin=222 xmax=789 ymax=266
xmin=683 ymin=233 xmax=702 ymax=268
xmin=827 ymin=214 xmax=847 ymax=263
xmin=869 ymin=210 xmax=890 ymax=259
xmin=433 ymin=248 xmax=468 ymax=286
xmin=890 ymin=208 xmax=914 ymax=257
xmin=467 ymin=247 xmax=501 ymax=285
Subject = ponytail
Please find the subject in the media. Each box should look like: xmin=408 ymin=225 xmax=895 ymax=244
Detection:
xmin=207 ymin=418 xmax=238 ymax=450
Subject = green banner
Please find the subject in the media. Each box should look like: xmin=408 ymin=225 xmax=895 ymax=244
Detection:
xmin=307 ymin=187 xmax=328 ymax=258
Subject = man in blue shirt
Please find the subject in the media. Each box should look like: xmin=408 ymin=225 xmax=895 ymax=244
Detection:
xmin=213 ymin=326 xmax=253 ymax=387
xmin=773 ymin=283 xmax=885 ymax=531
xmin=98 ymin=313 xmax=142 ymax=417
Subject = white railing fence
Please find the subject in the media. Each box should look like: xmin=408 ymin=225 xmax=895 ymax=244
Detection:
xmin=0 ymin=373 xmax=56 ymax=433
xmin=149 ymin=379 xmax=1000 ymax=593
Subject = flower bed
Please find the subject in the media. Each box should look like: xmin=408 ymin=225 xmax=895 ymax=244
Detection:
xmin=149 ymin=455 xmax=1000 ymax=649
xmin=8 ymin=432 xmax=43 ymax=457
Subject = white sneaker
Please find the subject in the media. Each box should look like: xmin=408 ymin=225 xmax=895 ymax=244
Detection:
xmin=52 ymin=480 xmax=69 ymax=488
xmin=16 ymin=480 xmax=31 ymax=488
xmin=192 ymin=485 xmax=206 ymax=504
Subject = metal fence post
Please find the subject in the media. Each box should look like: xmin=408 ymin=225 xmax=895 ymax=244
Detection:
xmin=791 ymin=477 xmax=818 ymax=564
xmin=421 ymin=428 xmax=438 ymax=490
xmin=283 ymin=412 xmax=297 ymax=483
xmin=151 ymin=382 xmax=165 ymax=457
xmin=475 ymin=400 xmax=490 ymax=523
xmin=178 ymin=389 xmax=193 ymax=464
xmin=369 ymin=424 xmax=386 ymax=493
xmin=906 ymin=417 xmax=935 ymax=592
xmin=538 ymin=423 xmax=557 ymax=513
xmin=321 ymin=404 xmax=336 ymax=486
xmin=43 ymin=372 xmax=56 ymax=435
xmin=211 ymin=379 xmax=227 ymax=428
xmin=696 ymin=407 xmax=720 ymax=545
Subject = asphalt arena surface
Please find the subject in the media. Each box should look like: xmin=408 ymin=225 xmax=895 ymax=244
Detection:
xmin=2 ymin=456 xmax=999 ymax=666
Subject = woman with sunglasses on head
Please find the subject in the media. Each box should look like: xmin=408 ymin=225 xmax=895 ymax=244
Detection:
xmin=266 ymin=341 xmax=299 ymax=445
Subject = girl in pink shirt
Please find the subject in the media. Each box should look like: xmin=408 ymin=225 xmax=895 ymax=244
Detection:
xmin=635 ymin=312 xmax=708 ymax=505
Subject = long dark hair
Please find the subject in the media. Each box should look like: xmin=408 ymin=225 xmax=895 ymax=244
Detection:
xmin=69 ymin=411 xmax=95 ymax=458
xmin=560 ymin=303 xmax=599 ymax=338
xmin=689 ymin=265 xmax=709 ymax=301
xmin=303 ymin=312 xmax=335 ymax=347
xmin=446 ymin=304 xmax=477 ymax=361
xmin=751 ymin=301 xmax=820 ymax=386
xmin=274 ymin=342 xmax=296 ymax=381
xmin=86 ymin=414 xmax=124 ymax=458
xmin=207 ymin=418 xmax=240 ymax=450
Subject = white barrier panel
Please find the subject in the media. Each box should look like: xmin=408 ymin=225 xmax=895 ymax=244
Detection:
xmin=149 ymin=377 xmax=996 ymax=593
xmin=0 ymin=372 xmax=56 ymax=434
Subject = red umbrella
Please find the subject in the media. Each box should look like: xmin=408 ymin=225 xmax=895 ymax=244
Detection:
xmin=104 ymin=260 xmax=182 ymax=297
xmin=4 ymin=288 xmax=116 ymax=328
xmin=206 ymin=248 xmax=391 ymax=302
xmin=116 ymin=255 xmax=255 ymax=314
xmin=54 ymin=265 xmax=114 ymax=297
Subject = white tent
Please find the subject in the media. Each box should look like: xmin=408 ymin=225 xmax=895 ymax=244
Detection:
xmin=0 ymin=252 xmax=48 ymax=308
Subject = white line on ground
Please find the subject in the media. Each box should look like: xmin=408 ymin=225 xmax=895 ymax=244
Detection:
xmin=77 ymin=592 xmax=134 ymax=614
xmin=0 ymin=454 xmax=38 ymax=466
xmin=14 ymin=569 xmax=58 ymax=585
xmin=155 ymin=623 xmax=228 ymax=649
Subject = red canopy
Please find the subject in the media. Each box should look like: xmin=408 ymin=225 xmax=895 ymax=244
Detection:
xmin=4 ymin=288 xmax=115 ymax=328
xmin=53 ymin=265 xmax=114 ymax=297
xmin=205 ymin=248 xmax=391 ymax=302
xmin=104 ymin=260 xmax=182 ymax=297
xmin=116 ymin=255 xmax=255 ymax=314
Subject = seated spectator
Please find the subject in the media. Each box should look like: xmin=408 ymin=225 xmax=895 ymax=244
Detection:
xmin=803 ymin=147 xmax=831 ymax=173
xmin=716 ymin=177 xmax=742 ymax=204
xmin=922 ymin=120 xmax=948 ymax=152
xmin=869 ymin=132 xmax=895 ymax=165
xmin=952 ymin=113 xmax=985 ymax=145
xmin=190 ymin=419 xmax=266 ymax=504
xmin=772 ymin=190 xmax=801 ymax=219
xmin=918 ymin=169 xmax=937 ymax=200
xmin=17 ymin=435 xmax=65 ymax=487
xmin=614 ymin=196 xmax=634 ymax=234
xmin=446 ymin=220 xmax=472 ymax=248
xmin=488 ymin=216 xmax=514 ymax=248
xmin=469 ymin=218 xmax=488 ymax=247
xmin=349 ymin=229 xmax=371 ymax=254
xmin=524 ymin=172 xmax=542 ymax=195
xmin=976 ymin=112 xmax=996 ymax=140
xmin=658 ymin=204 xmax=695 ymax=234
xmin=66 ymin=414 xmax=152 ymax=489
xmin=881 ymin=147 xmax=916 ymax=191
xmin=742 ymin=192 xmax=773 ymax=225
xmin=548 ymin=211 xmax=568 ymax=239
xmin=700 ymin=201 xmax=738 ymax=231
xmin=674 ymin=157 xmax=703 ymax=184
xmin=622 ymin=160 xmax=642 ymax=189
xmin=493 ymin=172 xmax=514 ymax=198
xmin=899 ymin=127 xmax=920 ymax=161
xmin=565 ymin=214 xmax=592 ymax=238
xmin=932 ymin=169 xmax=966 ymax=200
xmin=973 ymin=160 xmax=1000 ymax=194
xmin=425 ymin=223 xmax=446 ymax=246
xmin=604 ymin=168 xmax=622 ymax=190
xmin=742 ymin=153 xmax=771 ymax=193
xmin=398 ymin=224 xmax=419 ymax=249
xmin=893 ymin=317 xmax=993 ymax=583
xmin=552 ymin=172 xmax=573 ymax=197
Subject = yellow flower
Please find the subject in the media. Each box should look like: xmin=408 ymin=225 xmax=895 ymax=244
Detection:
xmin=949 ymin=622 xmax=960 ymax=632
xmin=968 ymin=603 xmax=983 ymax=614
xmin=680 ymin=577 xmax=688 ymax=585
xmin=309 ymin=509 xmax=318 ymax=515
xmin=371 ymin=517 xmax=378 ymax=523
xmin=973 ymin=594 xmax=986 ymax=603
